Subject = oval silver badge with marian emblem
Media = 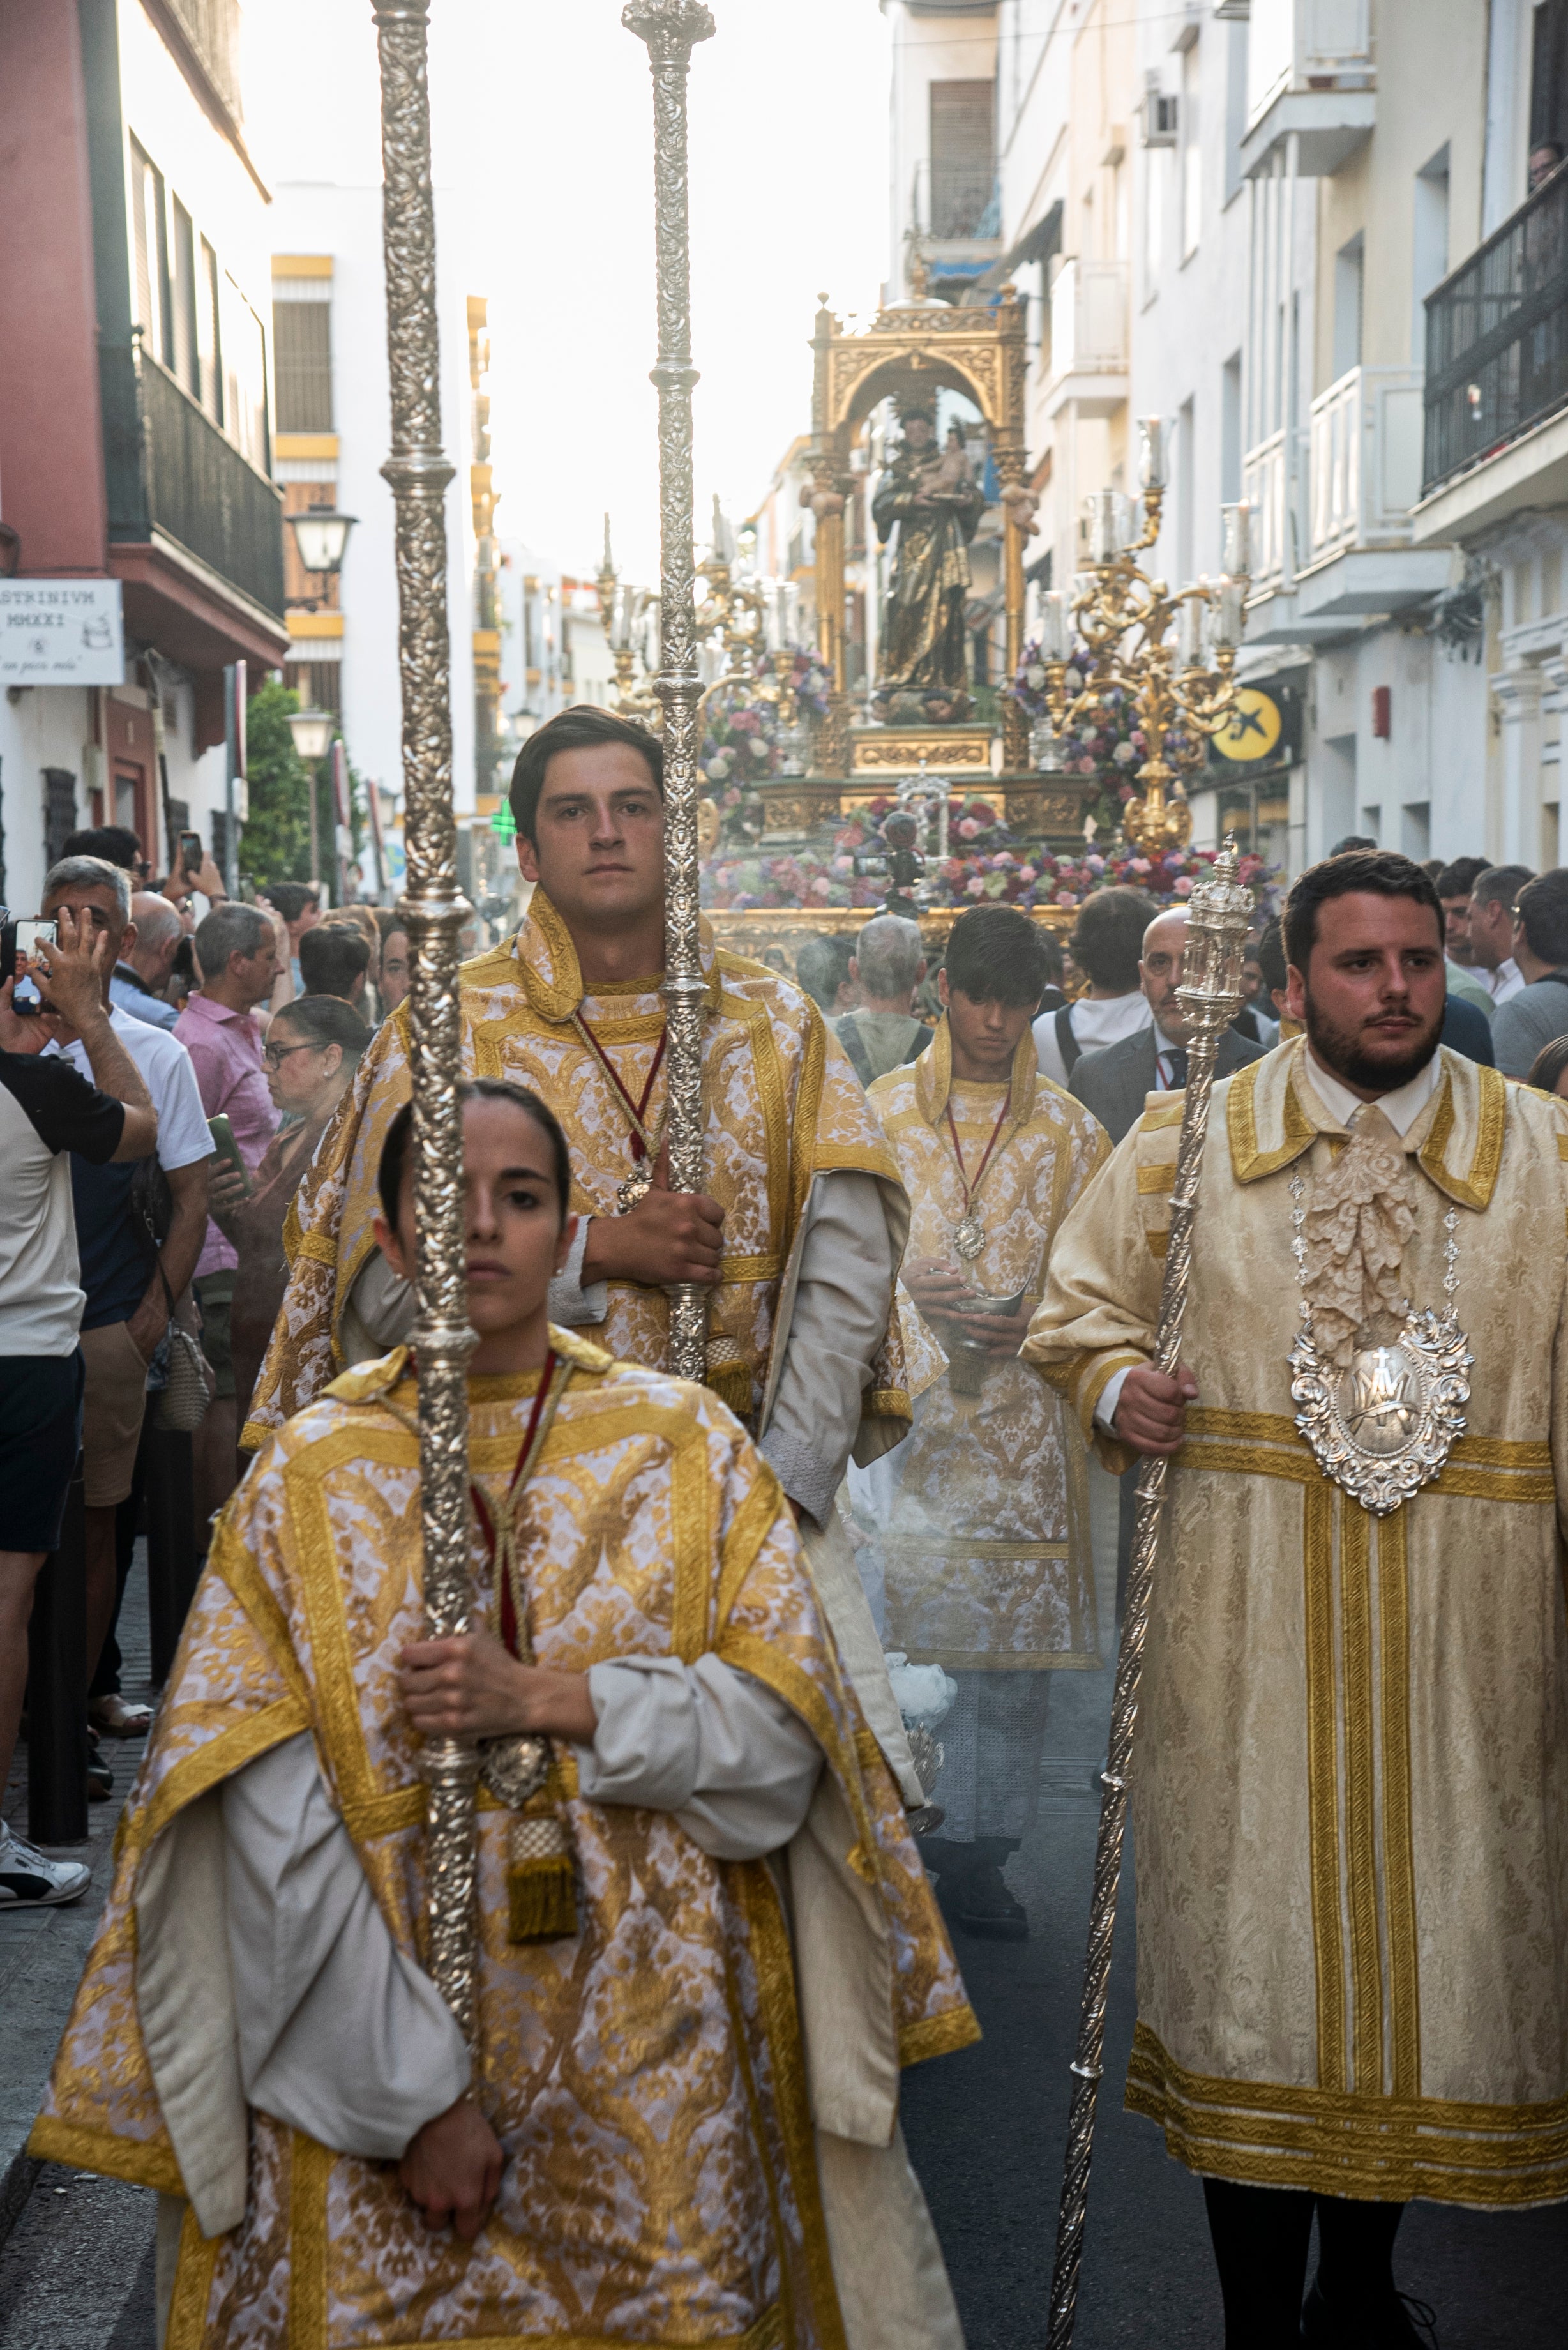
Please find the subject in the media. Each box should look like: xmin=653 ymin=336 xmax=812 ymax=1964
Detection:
xmin=1288 ymin=1310 xmax=1472 ymax=1516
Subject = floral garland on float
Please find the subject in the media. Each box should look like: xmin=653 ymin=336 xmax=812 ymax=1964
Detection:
xmin=701 ymin=650 xmax=832 ymax=847
xmin=699 ymin=792 xmax=1276 ymax=914
xmin=1008 ymin=638 xmax=1205 ymax=838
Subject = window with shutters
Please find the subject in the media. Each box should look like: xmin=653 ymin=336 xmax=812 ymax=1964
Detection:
xmin=171 ymin=200 xmax=199 ymax=396
xmin=198 ymin=239 xmax=224 ymax=423
xmin=929 ymin=80 xmax=995 ymax=238
xmin=273 ymin=298 xmax=333 ymax=432
xmin=130 ymin=141 xmax=169 ymax=365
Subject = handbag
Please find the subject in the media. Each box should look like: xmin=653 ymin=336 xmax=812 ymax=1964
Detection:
xmin=150 ymin=1267 xmax=215 ymax=1434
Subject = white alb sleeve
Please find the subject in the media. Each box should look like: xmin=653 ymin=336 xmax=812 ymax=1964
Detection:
xmin=222 ymin=1733 xmax=469 ymax=2160
xmin=576 ymin=1653 xmax=822 ymax=1861
xmin=758 ymin=1170 xmax=894 ymax=1526
xmin=1094 ymin=1365 xmax=1132 ymax=1434
xmin=548 ymin=1215 xmax=608 ymax=1326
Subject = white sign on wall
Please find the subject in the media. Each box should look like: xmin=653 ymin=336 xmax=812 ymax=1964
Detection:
xmin=0 ymin=580 xmax=124 ymax=686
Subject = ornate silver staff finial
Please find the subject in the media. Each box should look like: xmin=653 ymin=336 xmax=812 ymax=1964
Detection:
xmin=624 ymin=0 xmax=715 ymax=1384
xmin=1047 ymin=837 xmax=1251 ymax=2345
xmin=370 ymin=0 xmax=479 ymax=2043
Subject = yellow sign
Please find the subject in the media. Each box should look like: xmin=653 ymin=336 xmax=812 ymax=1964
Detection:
xmin=1214 ymin=688 xmax=1283 ymax=764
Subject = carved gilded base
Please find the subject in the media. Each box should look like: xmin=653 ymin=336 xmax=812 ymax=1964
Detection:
xmin=851 ymin=726 xmax=995 ymax=777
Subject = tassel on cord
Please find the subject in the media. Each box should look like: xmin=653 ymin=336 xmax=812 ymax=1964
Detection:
xmin=507 ymin=1761 xmax=578 ymax=1943
xmin=474 ymin=1354 xmax=582 ymax=1947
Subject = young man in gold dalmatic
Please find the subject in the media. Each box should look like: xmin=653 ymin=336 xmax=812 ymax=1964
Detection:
xmin=34 ymin=1081 xmax=976 ymax=2350
xmin=863 ymin=905 xmax=1109 ymax=1939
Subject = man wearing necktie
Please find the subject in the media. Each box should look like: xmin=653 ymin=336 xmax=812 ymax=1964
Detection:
xmin=1069 ymin=907 xmax=1265 ymax=1146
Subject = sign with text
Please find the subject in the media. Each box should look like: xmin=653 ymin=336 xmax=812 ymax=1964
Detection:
xmin=0 ymin=580 xmax=124 ymax=685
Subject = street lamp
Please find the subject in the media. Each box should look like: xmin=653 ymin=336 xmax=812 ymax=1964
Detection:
xmin=286 ymin=507 xmax=358 ymax=578
xmin=287 ymin=707 xmax=336 ymax=890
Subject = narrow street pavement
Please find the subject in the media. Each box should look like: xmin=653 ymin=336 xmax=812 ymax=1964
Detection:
xmin=2 ymin=1565 xmax=1564 ymax=2346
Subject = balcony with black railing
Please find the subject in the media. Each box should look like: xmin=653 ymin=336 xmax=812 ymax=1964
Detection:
xmin=1423 ymin=164 xmax=1568 ymax=496
xmin=101 ymin=335 xmax=285 ymax=621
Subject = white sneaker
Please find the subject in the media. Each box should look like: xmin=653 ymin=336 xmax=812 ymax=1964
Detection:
xmin=0 ymin=1828 xmax=91 ymax=1908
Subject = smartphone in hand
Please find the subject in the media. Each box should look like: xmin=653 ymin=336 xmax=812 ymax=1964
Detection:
xmin=207 ymin=1112 xmax=252 ymax=1195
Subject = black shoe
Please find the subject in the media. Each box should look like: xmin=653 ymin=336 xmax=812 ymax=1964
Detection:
xmin=1301 ymin=2279 xmax=1438 ymax=2347
xmin=86 ymin=1732 xmax=113 ymax=1803
xmin=951 ymin=1857 xmax=1029 ymax=1941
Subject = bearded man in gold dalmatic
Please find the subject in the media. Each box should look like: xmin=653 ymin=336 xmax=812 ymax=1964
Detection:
xmin=860 ymin=907 xmax=1109 ymax=1941
xmin=248 ymin=705 xmax=924 ymax=1805
xmin=1025 ymin=852 xmax=1568 ymax=2346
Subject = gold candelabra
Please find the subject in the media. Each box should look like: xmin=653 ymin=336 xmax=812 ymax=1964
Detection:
xmin=1038 ymin=424 xmax=1253 ymax=859
xmin=595 ymin=512 xmax=663 ymax=731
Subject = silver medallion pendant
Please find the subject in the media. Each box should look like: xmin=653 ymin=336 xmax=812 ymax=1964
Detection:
xmin=479 ymin=1731 xmax=550 ymax=1809
xmin=617 ymin=1170 xmax=654 ymax=1214
xmin=1289 ymin=1310 xmax=1472 ymax=1515
xmin=954 ymin=1212 xmax=986 ymax=1262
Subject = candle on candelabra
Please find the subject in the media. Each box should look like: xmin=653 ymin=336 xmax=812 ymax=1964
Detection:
xmin=1175 ymin=592 xmax=1205 ymax=670
xmin=1139 ymin=416 xmax=1168 ymax=492
xmin=1214 ymin=578 xmax=1246 ymax=649
xmin=1041 ymin=589 xmax=1071 ymax=662
xmin=1221 ymin=501 xmax=1252 ymax=580
xmin=1087 ymin=489 xmax=1122 ymax=565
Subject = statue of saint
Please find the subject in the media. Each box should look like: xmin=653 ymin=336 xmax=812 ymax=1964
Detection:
xmin=873 ymin=404 xmax=986 ymax=715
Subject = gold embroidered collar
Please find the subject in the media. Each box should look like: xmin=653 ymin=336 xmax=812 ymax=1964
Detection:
xmin=914 ymin=1015 xmax=1039 ymax=1130
xmin=1226 ymin=1036 xmax=1506 ymax=1211
xmin=511 ymin=888 xmax=721 ymax=1026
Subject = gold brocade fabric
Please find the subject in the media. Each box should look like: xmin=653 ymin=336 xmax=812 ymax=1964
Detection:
xmin=868 ymin=1028 xmax=1111 ymax=1671
xmin=33 ymin=1335 xmax=976 ymax=2348
xmin=1023 ymin=1041 xmax=1568 ymax=2205
xmin=243 ymin=892 xmax=908 ymax=1448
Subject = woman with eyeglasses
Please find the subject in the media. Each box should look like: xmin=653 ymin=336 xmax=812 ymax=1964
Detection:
xmin=211 ymin=993 xmax=370 ymax=1429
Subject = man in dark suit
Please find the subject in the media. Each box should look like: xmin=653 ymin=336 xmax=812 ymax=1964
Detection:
xmin=1070 ymin=907 xmax=1267 ymax=1146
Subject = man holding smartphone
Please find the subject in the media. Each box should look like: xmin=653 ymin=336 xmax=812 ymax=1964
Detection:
xmin=0 ymin=906 xmax=157 ymax=1907
xmin=37 ymin=861 xmax=212 ymax=1755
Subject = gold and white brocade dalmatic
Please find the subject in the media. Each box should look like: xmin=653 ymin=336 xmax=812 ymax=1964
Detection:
xmin=1023 ymin=1038 xmax=1568 ymax=2206
xmin=33 ymin=1332 xmax=977 ymax=2350
xmin=243 ymin=891 xmax=908 ymax=1448
xmin=867 ymin=1026 xmax=1110 ymax=1671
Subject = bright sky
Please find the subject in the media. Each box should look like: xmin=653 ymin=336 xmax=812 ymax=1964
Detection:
xmin=244 ymin=0 xmax=893 ymax=584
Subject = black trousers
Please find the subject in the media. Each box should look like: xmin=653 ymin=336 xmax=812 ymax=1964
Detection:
xmin=1203 ymin=2178 xmax=1406 ymax=2349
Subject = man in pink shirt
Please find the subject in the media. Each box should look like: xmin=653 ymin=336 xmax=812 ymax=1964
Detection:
xmin=176 ymin=905 xmax=280 ymax=1524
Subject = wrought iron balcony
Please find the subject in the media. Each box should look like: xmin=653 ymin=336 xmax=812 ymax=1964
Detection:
xmin=101 ymin=336 xmax=285 ymax=619
xmin=1423 ymin=165 xmax=1568 ymax=496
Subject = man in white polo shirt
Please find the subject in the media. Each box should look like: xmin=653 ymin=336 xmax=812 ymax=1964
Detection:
xmin=38 ymin=860 xmax=211 ymax=1744
xmin=0 ymin=909 xmax=157 ymax=1908
xmin=1033 ymin=884 xmax=1157 ymax=1088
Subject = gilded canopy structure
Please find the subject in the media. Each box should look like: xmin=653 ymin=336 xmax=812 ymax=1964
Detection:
xmin=804 ymin=285 xmax=1033 ymax=776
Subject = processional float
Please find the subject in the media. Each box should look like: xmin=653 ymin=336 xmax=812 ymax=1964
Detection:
xmin=368 ymin=0 xmax=713 ymax=2045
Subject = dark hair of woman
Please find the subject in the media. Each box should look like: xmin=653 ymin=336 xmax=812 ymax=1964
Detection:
xmin=1525 ymin=1035 xmax=1568 ymax=1097
xmin=273 ymin=992 xmax=372 ymax=1066
xmin=377 ymin=1080 xmax=573 ymax=1231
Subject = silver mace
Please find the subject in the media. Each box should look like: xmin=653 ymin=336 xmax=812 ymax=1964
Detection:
xmin=1046 ymin=837 xmax=1253 ymax=2345
xmin=371 ymin=0 xmax=479 ymax=2042
xmin=624 ymin=0 xmax=714 ymax=1385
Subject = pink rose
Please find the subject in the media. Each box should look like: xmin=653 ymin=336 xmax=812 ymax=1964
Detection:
xmin=1018 ymin=865 xmax=1037 ymax=884
xmin=958 ymin=817 xmax=981 ymax=840
xmin=1055 ymin=888 xmax=1078 ymax=907
xmin=810 ymin=876 xmax=831 ymax=899
xmin=965 ymin=875 xmax=986 ymax=897
xmin=1173 ymin=876 xmax=1194 ymax=897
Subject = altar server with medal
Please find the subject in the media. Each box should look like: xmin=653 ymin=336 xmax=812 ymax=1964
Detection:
xmin=1025 ymin=851 xmax=1568 ymax=2347
xmin=864 ymin=907 xmax=1109 ymax=1939
xmin=248 ymin=704 xmax=927 ymax=1805
xmin=35 ymin=1080 xmax=975 ymax=2350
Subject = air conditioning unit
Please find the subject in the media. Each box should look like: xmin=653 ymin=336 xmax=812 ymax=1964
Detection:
xmin=1143 ymin=76 xmax=1179 ymax=146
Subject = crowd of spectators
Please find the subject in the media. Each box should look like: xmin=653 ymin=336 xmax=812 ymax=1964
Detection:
xmin=0 ymin=814 xmax=406 ymax=1907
